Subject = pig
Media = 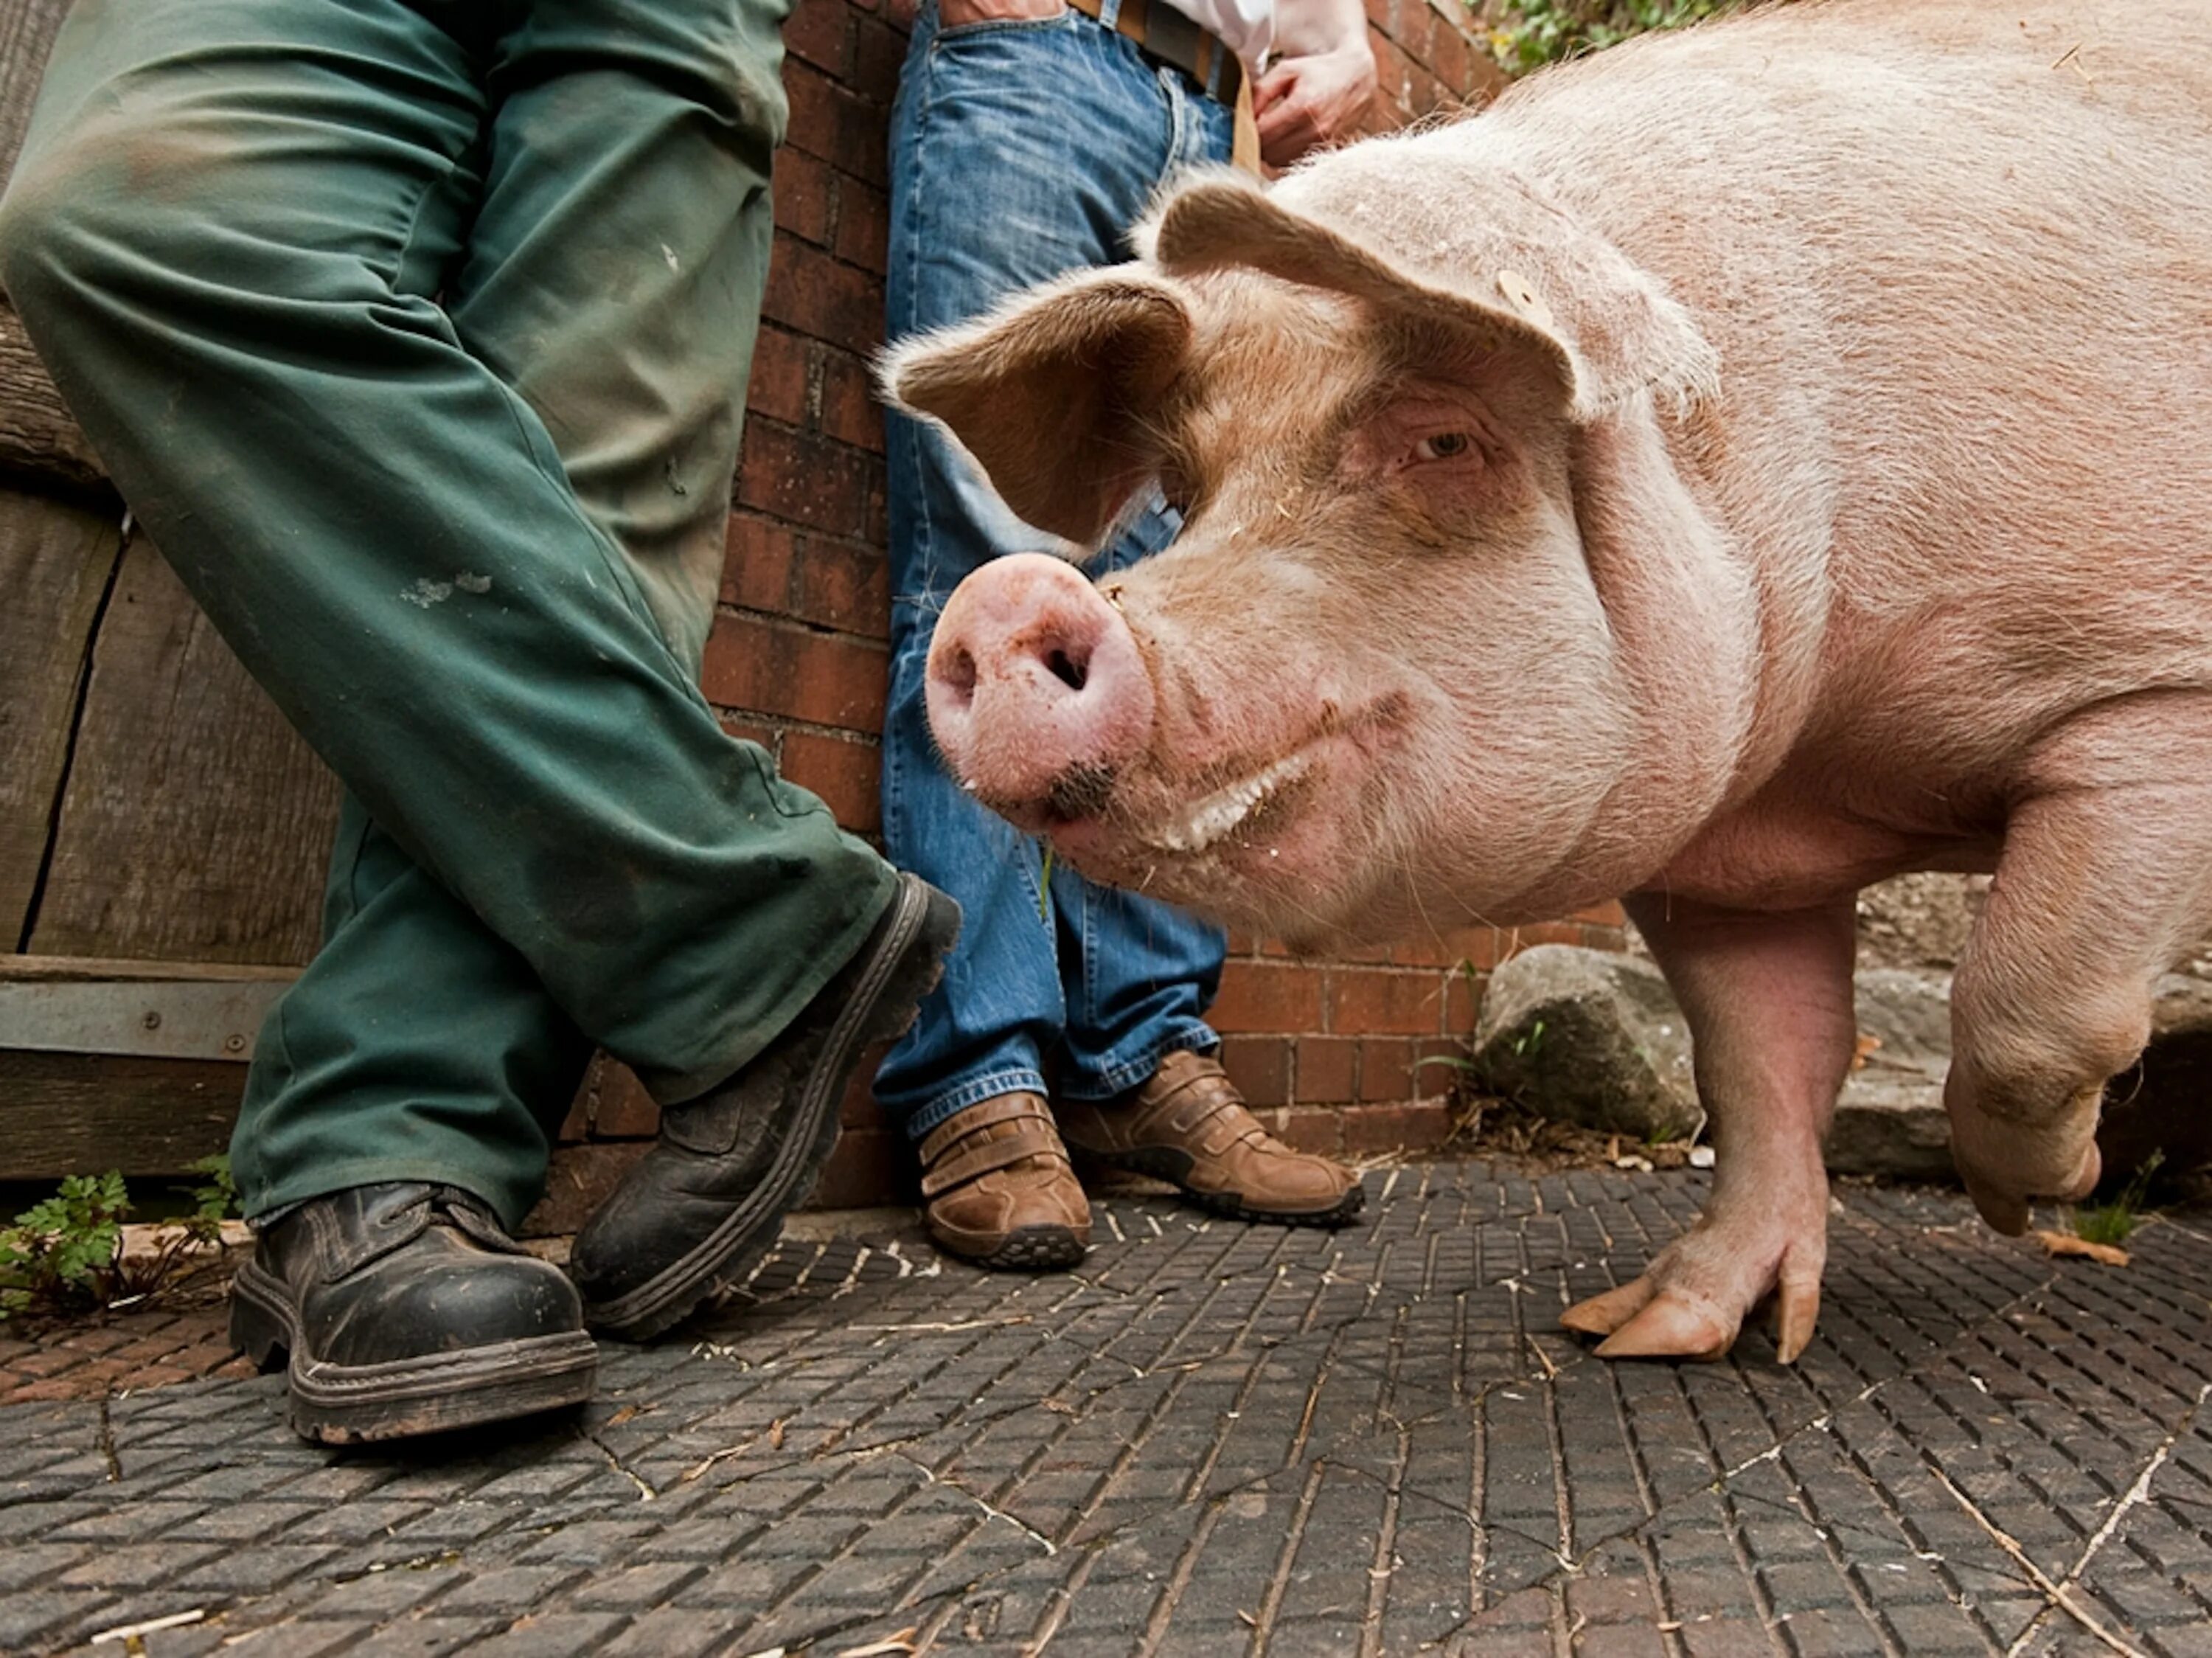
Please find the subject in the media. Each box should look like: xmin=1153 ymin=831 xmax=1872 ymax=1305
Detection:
xmin=878 ymin=0 xmax=2212 ymax=1364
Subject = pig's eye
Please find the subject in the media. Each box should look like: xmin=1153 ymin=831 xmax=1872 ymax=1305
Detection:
xmin=1413 ymin=432 xmax=1473 ymax=462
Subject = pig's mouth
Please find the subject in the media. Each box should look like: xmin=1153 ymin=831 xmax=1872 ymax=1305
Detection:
xmin=1037 ymin=692 xmax=1409 ymax=929
xmin=1136 ymin=751 xmax=1315 ymax=855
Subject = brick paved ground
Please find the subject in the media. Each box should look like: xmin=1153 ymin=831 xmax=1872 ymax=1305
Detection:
xmin=5 ymin=1162 xmax=2212 ymax=1657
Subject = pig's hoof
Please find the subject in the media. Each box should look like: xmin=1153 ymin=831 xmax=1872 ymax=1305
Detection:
xmin=1950 ymin=1111 xmax=2102 ymax=1238
xmin=1561 ymin=1241 xmax=1823 ymax=1364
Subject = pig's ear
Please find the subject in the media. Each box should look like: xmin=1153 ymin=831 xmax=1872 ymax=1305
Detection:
xmin=1149 ymin=170 xmax=1715 ymax=424
xmin=878 ymin=268 xmax=1191 ymax=546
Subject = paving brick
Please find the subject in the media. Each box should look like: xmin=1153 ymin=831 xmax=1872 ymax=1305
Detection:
xmin=4 ymin=1170 xmax=2212 ymax=1657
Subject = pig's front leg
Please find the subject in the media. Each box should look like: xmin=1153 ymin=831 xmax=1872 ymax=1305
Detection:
xmin=1944 ymin=749 xmax=2212 ymax=1232
xmin=1562 ymin=895 xmax=1857 ymax=1363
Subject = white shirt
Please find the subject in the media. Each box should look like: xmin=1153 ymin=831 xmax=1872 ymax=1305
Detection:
xmin=1159 ymin=0 xmax=1273 ymax=74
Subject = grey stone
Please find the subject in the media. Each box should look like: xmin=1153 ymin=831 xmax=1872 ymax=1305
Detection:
xmin=1471 ymin=946 xmax=1701 ymax=1140
xmin=1829 ymin=967 xmax=1953 ymax=1179
xmin=1473 ymin=948 xmax=1961 ymax=1175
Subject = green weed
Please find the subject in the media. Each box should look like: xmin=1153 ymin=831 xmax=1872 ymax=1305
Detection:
xmin=2071 ymin=1150 xmax=2166 ymax=1248
xmin=0 ymin=1156 xmax=238 ymax=1321
xmin=1485 ymin=0 xmax=1751 ymax=73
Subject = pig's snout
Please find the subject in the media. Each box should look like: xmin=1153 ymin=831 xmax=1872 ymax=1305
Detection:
xmin=926 ymin=552 xmax=1154 ymax=825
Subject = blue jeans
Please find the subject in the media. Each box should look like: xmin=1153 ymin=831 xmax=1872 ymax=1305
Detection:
xmin=876 ymin=0 xmax=1233 ymax=1143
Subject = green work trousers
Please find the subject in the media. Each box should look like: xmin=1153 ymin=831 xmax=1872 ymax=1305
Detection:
xmin=0 ymin=0 xmax=897 ymax=1227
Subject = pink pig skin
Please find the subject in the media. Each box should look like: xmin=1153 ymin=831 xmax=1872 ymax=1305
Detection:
xmin=883 ymin=0 xmax=2212 ymax=1361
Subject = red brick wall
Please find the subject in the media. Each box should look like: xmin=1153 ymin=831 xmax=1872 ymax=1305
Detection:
xmin=532 ymin=0 xmax=1626 ymax=1227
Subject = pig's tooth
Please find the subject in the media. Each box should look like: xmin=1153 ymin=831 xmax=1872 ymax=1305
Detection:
xmin=1148 ymin=754 xmax=1308 ymax=855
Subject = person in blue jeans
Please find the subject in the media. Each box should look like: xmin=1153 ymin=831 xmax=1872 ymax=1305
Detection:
xmin=880 ymin=0 xmax=1376 ymax=1267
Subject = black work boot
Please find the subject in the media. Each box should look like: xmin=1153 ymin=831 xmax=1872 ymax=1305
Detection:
xmin=230 ymin=1183 xmax=597 ymax=1444
xmin=571 ymin=872 xmax=960 ymax=1341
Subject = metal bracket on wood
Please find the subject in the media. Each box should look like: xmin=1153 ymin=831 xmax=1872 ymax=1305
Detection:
xmin=0 ymin=957 xmax=295 ymax=1062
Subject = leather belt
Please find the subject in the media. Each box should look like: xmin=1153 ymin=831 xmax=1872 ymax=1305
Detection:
xmin=1065 ymin=0 xmax=1261 ymax=173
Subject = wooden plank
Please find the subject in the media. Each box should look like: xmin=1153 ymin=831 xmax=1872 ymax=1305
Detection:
xmin=0 ymin=954 xmax=297 ymax=985
xmin=0 ymin=4 xmax=108 ymax=494
xmin=27 ymin=536 xmax=341 ymax=965
xmin=0 ymin=488 xmax=122 ymax=943
xmin=0 ymin=303 xmax=102 ymax=493
xmin=0 ymin=1050 xmax=242 ymax=1179
xmin=0 ymin=0 xmax=71 ymax=187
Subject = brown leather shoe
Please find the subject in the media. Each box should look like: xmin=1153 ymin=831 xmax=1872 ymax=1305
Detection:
xmin=919 ymin=1092 xmax=1091 ymax=1270
xmin=1057 ymin=1049 xmax=1365 ymax=1227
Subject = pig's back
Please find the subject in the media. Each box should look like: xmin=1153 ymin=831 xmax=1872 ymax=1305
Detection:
xmin=1276 ymin=0 xmax=2212 ymax=817
xmin=1488 ymin=0 xmax=2212 ymax=717
xmin=1295 ymin=1 xmax=2212 ymax=749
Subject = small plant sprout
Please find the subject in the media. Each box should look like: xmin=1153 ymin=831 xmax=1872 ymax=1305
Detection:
xmin=0 ymin=1156 xmax=241 ymax=1320
xmin=2070 ymin=1150 xmax=2166 ymax=1248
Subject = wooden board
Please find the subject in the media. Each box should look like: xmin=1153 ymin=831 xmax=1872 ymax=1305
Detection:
xmin=0 ymin=488 xmax=123 ymax=944
xmin=27 ymin=537 xmax=341 ymax=965
xmin=0 ymin=1050 xmax=243 ymax=1178
xmin=0 ymin=0 xmax=70 ymax=187
xmin=0 ymin=2 xmax=106 ymax=496
xmin=0 ymin=303 xmax=102 ymax=494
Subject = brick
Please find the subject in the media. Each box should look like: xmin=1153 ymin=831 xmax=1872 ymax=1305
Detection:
xmin=771 ymin=147 xmax=835 ymax=247
xmin=780 ymin=729 xmax=881 ymax=834
xmin=1274 ymin=1105 xmax=1345 ymax=1154
xmin=811 ymin=1126 xmax=912 ymax=1210
xmin=1444 ymin=968 xmax=1483 ymax=1033
xmin=1372 ymin=34 xmax=1417 ymax=114
xmin=1208 ymin=961 xmax=1325 ymax=1033
xmin=521 ymin=1142 xmax=650 ymax=1237
xmin=784 ymin=0 xmax=851 ymax=74
xmin=1393 ymin=1 xmax=1436 ymax=74
xmin=1571 ymin=899 xmax=1628 ymax=926
xmin=1340 ymin=1100 xmax=1451 ymax=1154
xmin=788 ymin=535 xmax=889 ymax=637
xmin=1357 ymin=1036 xmax=1416 ymax=1102
xmin=783 ymin=60 xmax=891 ymax=188
xmin=555 ymin=1083 xmax=590 ymax=1144
xmin=855 ymin=16 xmax=912 ymax=100
xmin=1219 ymin=1034 xmax=1290 ymax=1107
xmin=815 ymin=347 xmax=885 ymax=452
xmin=838 ymin=1038 xmax=896 ymax=1128
xmin=1581 ymin=923 xmax=1630 ymax=954
xmin=762 ymin=237 xmax=883 ymax=356
xmin=834 ymin=176 xmax=891 ymax=277
xmin=593 ymin=1062 xmax=661 ymax=1139
xmin=701 ymin=612 xmax=888 ymax=732
xmin=717 ymin=715 xmax=781 ymax=756
xmin=1326 ymin=965 xmax=1449 ymax=1036
xmin=721 ymin=510 xmax=799 ymax=611
xmin=745 ymin=325 xmax=813 ymax=429
xmin=1295 ymin=1035 xmax=1358 ymax=1103
xmin=1428 ymin=16 xmax=1473 ymax=100
xmin=737 ymin=420 xmax=877 ymax=538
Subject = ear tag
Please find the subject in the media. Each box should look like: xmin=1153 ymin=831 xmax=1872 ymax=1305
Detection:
xmin=1495 ymin=269 xmax=1556 ymax=332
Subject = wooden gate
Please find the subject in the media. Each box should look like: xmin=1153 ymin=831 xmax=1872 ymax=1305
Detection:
xmin=1 ymin=0 xmax=332 ymax=1181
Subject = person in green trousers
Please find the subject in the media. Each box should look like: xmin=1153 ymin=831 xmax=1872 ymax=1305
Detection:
xmin=0 ymin=0 xmax=958 ymax=1444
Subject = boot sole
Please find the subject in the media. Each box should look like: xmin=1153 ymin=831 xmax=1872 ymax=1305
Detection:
xmin=583 ymin=874 xmax=956 ymax=1342
xmin=231 ymin=1260 xmax=598 ymax=1445
xmin=1077 ymin=1145 xmax=1368 ymax=1229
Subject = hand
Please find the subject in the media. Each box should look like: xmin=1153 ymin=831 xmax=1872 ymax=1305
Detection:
xmin=1252 ymin=42 xmax=1377 ymax=167
xmin=937 ymin=0 xmax=1064 ymax=29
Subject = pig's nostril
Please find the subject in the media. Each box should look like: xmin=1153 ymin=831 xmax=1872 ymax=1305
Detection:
xmin=942 ymin=645 xmax=978 ymax=703
xmin=1044 ymin=647 xmax=1088 ymax=692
